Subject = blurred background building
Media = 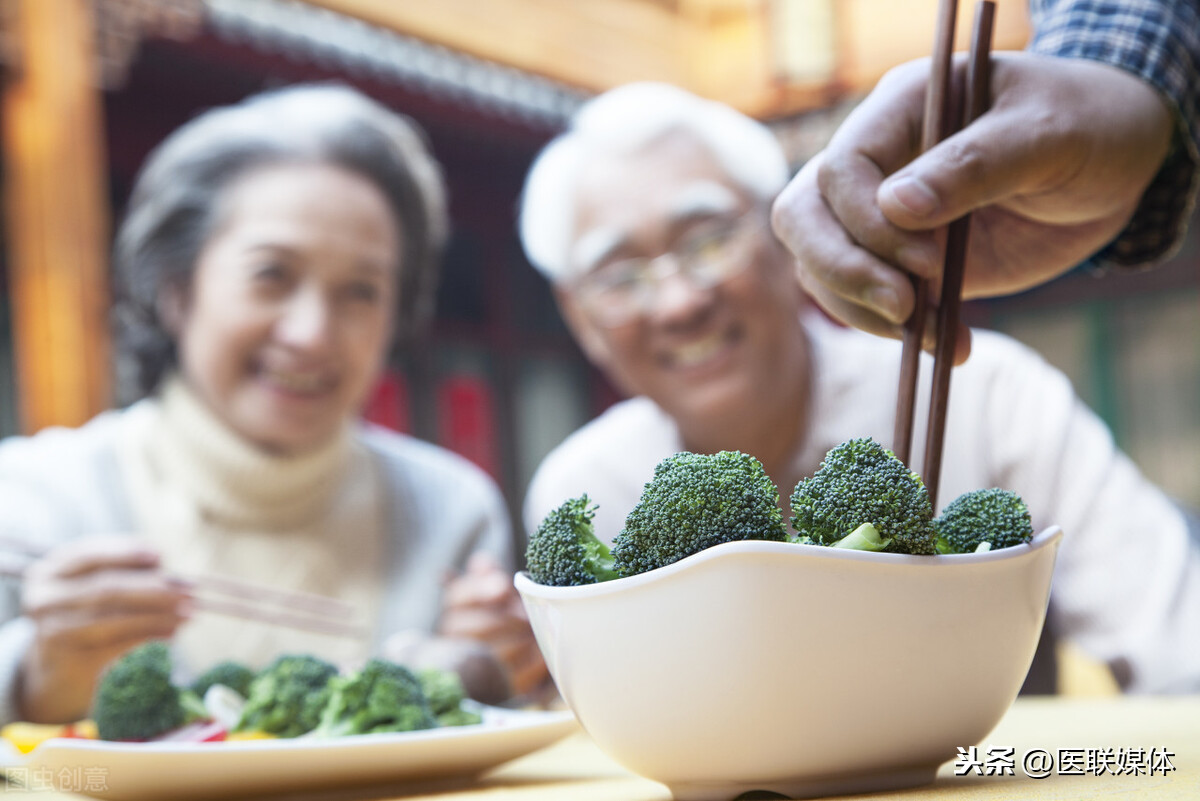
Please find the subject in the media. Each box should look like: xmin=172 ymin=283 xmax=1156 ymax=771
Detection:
xmin=0 ymin=0 xmax=1197 ymax=545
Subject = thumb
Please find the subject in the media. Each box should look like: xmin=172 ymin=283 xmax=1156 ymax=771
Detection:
xmin=465 ymin=550 xmax=503 ymax=576
xmin=876 ymin=111 xmax=1054 ymax=231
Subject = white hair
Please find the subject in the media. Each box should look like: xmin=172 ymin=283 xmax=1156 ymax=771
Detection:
xmin=518 ymin=82 xmax=789 ymax=282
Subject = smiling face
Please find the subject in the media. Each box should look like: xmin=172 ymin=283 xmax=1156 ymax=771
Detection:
xmin=558 ymin=134 xmax=809 ymax=439
xmin=171 ymin=162 xmax=401 ymax=455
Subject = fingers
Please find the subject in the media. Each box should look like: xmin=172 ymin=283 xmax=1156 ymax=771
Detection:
xmin=819 ymin=151 xmax=944 ymax=280
xmin=30 ymin=537 xmax=160 ymax=580
xmin=505 ymin=641 xmax=549 ymax=698
xmin=464 ymin=550 xmax=501 ymax=574
xmin=877 ymin=109 xmax=1057 ymax=232
xmin=829 ymin=58 xmax=932 ymax=178
xmin=446 ymin=623 xmax=545 ymax=699
xmin=473 ymin=625 xmax=536 ymax=669
xmin=34 ymin=609 xmax=185 ymax=651
xmin=24 ymin=569 xmax=188 ymax=617
xmin=874 ymin=53 xmax=1150 ymax=233
xmin=437 ymin=552 xmax=543 ymax=698
xmin=910 ymin=295 xmax=974 ymax=365
xmin=774 ymin=157 xmax=921 ymax=331
xmin=438 ymin=603 xmax=528 ymax=642
xmin=439 ymin=555 xmax=528 ymax=640
xmin=772 ymin=53 xmax=1067 ymax=341
xmin=926 ymin=320 xmax=973 ymax=366
xmin=22 ymin=538 xmax=188 ymax=657
xmin=953 ymin=322 xmax=972 ymax=366
xmin=24 ymin=546 xmax=186 ymax=615
xmin=441 ymin=551 xmax=514 ymax=609
xmin=813 ymin=60 xmax=947 ymax=279
xmin=872 ymin=53 xmax=1050 ymax=231
xmin=771 ymin=58 xmax=949 ymax=332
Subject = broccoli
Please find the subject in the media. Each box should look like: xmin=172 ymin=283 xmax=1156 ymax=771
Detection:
xmin=92 ymin=641 xmax=206 ymax=741
xmin=191 ymin=660 xmax=256 ymax=699
xmin=418 ymin=668 xmax=483 ymax=727
xmin=526 ymin=495 xmax=618 ymax=586
xmin=935 ymin=488 xmax=1034 ymax=554
xmin=313 ymin=659 xmax=436 ymax=737
xmin=435 ymin=707 xmax=484 ymax=727
xmin=830 ymin=522 xmax=892 ymax=552
xmin=417 ymin=668 xmax=466 ymax=716
xmin=790 ymin=438 xmax=936 ymax=555
xmin=612 ymin=451 xmax=787 ymax=577
xmin=234 ymin=654 xmax=338 ymax=738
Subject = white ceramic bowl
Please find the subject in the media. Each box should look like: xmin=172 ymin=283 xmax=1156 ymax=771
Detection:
xmin=515 ymin=526 xmax=1062 ymax=801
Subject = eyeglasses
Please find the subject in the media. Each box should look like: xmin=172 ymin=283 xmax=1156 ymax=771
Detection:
xmin=570 ymin=210 xmax=767 ymax=327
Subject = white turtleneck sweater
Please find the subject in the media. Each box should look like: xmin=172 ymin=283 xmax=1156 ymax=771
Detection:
xmin=0 ymin=381 xmax=512 ymax=722
xmin=116 ymin=378 xmax=385 ymax=670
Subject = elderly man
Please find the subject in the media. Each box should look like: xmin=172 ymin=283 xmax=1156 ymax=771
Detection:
xmin=516 ymin=82 xmax=1200 ymax=694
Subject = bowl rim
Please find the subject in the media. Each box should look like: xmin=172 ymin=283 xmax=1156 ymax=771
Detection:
xmin=515 ymin=525 xmax=1063 ymax=598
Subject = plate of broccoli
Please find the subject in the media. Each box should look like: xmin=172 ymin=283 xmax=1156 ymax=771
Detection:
xmin=19 ymin=645 xmax=576 ymax=800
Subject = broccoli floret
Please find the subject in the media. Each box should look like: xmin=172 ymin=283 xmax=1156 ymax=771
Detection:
xmin=417 ymin=668 xmax=482 ymax=727
xmin=790 ymin=438 xmax=936 ymax=555
xmin=435 ymin=706 xmax=484 ymax=727
xmin=313 ymin=659 xmax=436 ymax=737
xmin=417 ymin=668 xmax=466 ymax=716
xmin=179 ymin=688 xmax=208 ymax=720
xmin=830 ymin=522 xmax=892 ymax=552
xmin=526 ymin=495 xmax=617 ymax=586
xmin=234 ymin=654 xmax=337 ymax=738
xmin=92 ymin=641 xmax=205 ymax=741
xmin=613 ymin=451 xmax=787 ymax=577
xmin=191 ymin=660 xmax=255 ymax=699
xmin=935 ymin=488 xmax=1033 ymax=554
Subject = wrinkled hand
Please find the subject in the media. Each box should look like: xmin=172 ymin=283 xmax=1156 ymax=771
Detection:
xmin=438 ymin=552 xmax=549 ymax=700
xmin=771 ymin=52 xmax=1173 ymax=360
xmin=19 ymin=537 xmax=189 ymax=723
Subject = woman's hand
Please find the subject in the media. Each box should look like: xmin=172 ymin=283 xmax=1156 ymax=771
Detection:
xmin=19 ymin=537 xmax=190 ymax=723
xmin=438 ymin=552 xmax=549 ymax=700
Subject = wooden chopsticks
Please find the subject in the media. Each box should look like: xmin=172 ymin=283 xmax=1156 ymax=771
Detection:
xmin=0 ymin=537 xmax=368 ymax=640
xmin=894 ymin=0 xmax=996 ymax=509
xmin=894 ymin=0 xmax=960 ymax=469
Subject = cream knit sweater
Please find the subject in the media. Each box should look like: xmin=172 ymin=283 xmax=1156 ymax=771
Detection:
xmin=116 ymin=378 xmax=384 ymax=670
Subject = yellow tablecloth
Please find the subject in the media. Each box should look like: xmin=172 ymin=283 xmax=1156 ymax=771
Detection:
xmin=6 ymin=696 xmax=1198 ymax=800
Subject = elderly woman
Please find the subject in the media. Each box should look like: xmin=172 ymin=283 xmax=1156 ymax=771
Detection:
xmin=0 ymin=84 xmax=531 ymax=725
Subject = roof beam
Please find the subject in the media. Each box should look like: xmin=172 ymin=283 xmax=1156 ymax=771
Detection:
xmin=301 ymin=0 xmax=1029 ymax=119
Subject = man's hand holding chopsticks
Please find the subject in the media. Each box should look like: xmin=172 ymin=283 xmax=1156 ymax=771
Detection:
xmin=18 ymin=536 xmax=190 ymax=724
xmin=771 ymin=52 xmax=1174 ymax=360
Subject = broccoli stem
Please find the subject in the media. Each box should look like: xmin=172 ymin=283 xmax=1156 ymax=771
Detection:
xmin=831 ymin=523 xmax=893 ymax=552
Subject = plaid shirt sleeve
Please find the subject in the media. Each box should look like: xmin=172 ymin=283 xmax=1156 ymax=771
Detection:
xmin=1028 ymin=0 xmax=1199 ymax=271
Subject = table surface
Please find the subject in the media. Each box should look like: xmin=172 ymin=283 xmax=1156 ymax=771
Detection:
xmin=5 ymin=696 xmax=1198 ymax=801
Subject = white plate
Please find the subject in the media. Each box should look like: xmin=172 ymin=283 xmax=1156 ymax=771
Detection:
xmin=16 ymin=706 xmax=577 ymax=800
